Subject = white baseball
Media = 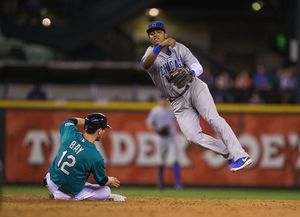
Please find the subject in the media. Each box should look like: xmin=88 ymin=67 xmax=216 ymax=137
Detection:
xmin=42 ymin=18 xmax=51 ymax=27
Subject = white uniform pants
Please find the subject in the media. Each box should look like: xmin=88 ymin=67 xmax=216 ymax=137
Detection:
xmin=171 ymin=78 xmax=249 ymax=161
xmin=44 ymin=173 xmax=111 ymax=200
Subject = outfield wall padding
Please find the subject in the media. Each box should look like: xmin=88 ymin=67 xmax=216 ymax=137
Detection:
xmin=2 ymin=101 xmax=300 ymax=187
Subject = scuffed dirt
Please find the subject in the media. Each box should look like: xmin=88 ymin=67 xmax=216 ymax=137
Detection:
xmin=2 ymin=195 xmax=300 ymax=217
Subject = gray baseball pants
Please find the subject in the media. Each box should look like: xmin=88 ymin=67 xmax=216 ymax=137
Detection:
xmin=170 ymin=78 xmax=249 ymax=161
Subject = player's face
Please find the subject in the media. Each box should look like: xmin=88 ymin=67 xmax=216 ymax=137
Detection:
xmin=148 ymin=30 xmax=167 ymax=45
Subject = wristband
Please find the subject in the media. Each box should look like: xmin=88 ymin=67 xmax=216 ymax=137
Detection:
xmin=190 ymin=70 xmax=196 ymax=77
xmin=153 ymin=45 xmax=162 ymax=55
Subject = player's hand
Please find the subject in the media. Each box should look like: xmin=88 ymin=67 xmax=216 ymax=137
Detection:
xmin=108 ymin=176 xmax=121 ymax=188
xmin=160 ymin=38 xmax=176 ymax=48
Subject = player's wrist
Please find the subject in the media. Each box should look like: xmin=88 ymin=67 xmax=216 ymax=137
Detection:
xmin=153 ymin=45 xmax=162 ymax=55
xmin=190 ymin=70 xmax=196 ymax=77
xmin=105 ymin=176 xmax=112 ymax=186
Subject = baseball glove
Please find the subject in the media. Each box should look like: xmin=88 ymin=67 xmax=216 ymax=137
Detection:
xmin=156 ymin=126 xmax=171 ymax=136
xmin=166 ymin=67 xmax=193 ymax=89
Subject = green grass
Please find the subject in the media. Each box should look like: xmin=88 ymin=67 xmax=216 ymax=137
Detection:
xmin=2 ymin=185 xmax=300 ymax=200
xmin=114 ymin=187 xmax=300 ymax=200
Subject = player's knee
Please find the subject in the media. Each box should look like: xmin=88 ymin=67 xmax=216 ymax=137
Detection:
xmin=186 ymin=131 xmax=204 ymax=144
xmin=103 ymin=186 xmax=111 ymax=198
xmin=208 ymin=116 xmax=226 ymax=127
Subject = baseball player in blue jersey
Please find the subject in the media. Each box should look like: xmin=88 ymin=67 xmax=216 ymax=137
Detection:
xmin=146 ymin=96 xmax=182 ymax=189
xmin=141 ymin=20 xmax=252 ymax=172
xmin=44 ymin=113 xmax=126 ymax=201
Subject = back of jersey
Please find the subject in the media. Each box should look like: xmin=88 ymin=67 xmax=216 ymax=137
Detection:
xmin=49 ymin=119 xmax=106 ymax=195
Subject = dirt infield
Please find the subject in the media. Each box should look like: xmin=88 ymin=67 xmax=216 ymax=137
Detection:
xmin=2 ymin=195 xmax=300 ymax=217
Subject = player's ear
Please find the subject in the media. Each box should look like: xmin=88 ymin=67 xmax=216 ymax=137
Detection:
xmin=165 ymin=32 xmax=168 ymax=38
xmin=98 ymin=128 xmax=105 ymax=135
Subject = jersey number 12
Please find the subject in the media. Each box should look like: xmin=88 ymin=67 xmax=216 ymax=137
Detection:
xmin=57 ymin=150 xmax=76 ymax=175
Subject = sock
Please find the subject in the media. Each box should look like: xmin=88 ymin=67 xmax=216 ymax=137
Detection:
xmin=172 ymin=162 xmax=182 ymax=188
xmin=158 ymin=166 xmax=164 ymax=189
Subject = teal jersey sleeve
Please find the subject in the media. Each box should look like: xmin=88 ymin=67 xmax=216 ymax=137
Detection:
xmin=59 ymin=119 xmax=78 ymax=142
xmin=91 ymin=159 xmax=108 ymax=186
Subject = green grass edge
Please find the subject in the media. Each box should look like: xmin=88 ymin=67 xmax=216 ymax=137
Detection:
xmin=2 ymin=185 xmax=300 ymax=200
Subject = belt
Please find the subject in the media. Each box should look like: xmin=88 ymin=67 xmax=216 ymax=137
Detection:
xmin=58 ymin=187 xmax=75 ymax=197
xmin=168 ymin=84 xmax=191 ymax=102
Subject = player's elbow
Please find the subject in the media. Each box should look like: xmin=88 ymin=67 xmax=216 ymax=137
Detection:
xmin=190 ymin=63 xmax=203 ymax=77
xmin=142 ymin=61 xmax=151 ymax=70
xmin=142 ymin=57 xmax=154 ymax=70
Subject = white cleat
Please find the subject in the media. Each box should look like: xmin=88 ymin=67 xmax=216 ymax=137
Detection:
xmin=108 ymin=194 xmax=127 ymax=202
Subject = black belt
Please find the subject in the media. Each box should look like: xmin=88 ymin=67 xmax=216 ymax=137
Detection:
xmin=168 ymin=84 xmax=191 ymax=102
xmin=58 ymin=187 xmax=75 ymax=197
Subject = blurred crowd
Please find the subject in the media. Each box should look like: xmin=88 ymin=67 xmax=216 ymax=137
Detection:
xmin=23 ymin=63 xmax=298 ymax=104
xmin=0 ymin=1 xmax=299 ymax=104
xmin=202 ymin=64 xmax=298 ymax=104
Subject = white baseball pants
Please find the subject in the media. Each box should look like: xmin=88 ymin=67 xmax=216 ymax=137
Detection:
xmin=44 ymin=173 xmax=111 ymax=200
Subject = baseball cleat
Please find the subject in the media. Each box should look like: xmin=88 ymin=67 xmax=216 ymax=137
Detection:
xmin=228 ymin=157 xmax=252 ymax=172
xmin=108 ymin=194 xmax=127 ymax=202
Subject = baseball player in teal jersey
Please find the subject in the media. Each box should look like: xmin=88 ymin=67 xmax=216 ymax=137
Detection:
xmin=44 ymin=113 xmax=126 ymax=201
xmin=141 ymin=20 xmax=252 ymax=172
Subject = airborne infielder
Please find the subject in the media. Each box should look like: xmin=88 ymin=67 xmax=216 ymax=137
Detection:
xmin=141 ymin=20 xmax=252 ymax=172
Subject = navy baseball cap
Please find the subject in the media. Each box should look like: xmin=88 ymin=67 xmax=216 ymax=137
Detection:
xmin=84 ymin=113 xmax=111 ymax=134
xmin=146 ymin=20 xmax=166 ymax=33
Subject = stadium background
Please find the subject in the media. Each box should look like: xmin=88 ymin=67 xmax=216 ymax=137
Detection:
xmin=1 ymin=1 xmax=300 ymax=215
